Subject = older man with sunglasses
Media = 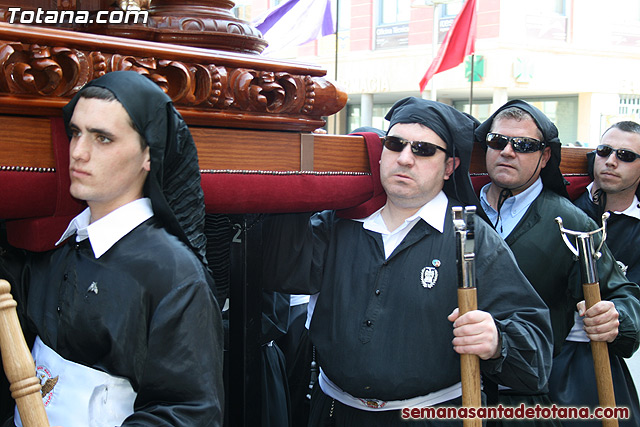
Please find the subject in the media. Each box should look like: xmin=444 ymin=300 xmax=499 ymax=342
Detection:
xmin=548 ymin=121 xmax=640 ymax=426
xmin=262 ymin=97 xmax=553 ymax=426
xmin=475 ymin=100 xmax=640 ymax=427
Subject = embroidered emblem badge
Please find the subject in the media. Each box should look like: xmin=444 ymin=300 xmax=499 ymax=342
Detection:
xmin=36 ymin=364 xmax=58 ymax=406
xmin=432 ymin=259 xmax=441 ymax=268
xmin=87 ymin=281 xmax=98 ymax=294
xmin=359 ymin=398 xmax=387 ymax=409
xmin=421 ymin=266 xmax=438 ymax=289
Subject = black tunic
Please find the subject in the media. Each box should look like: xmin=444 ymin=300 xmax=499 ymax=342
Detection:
xmin=546 ymin=191 xmax=640 ymax=427
xmin=0 ymin=218 xmax=224 ymax=426
xmin=574 ymin=191 xmax=640 ymax=286
xmin=262 ymin=202 xmax=553 ymax=402
xmin=504 ymin=189 xmax=640 ymax=358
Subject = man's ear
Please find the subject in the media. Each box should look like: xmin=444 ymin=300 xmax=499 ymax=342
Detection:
xmin=444 ymin=157 xmax=461 ymax=180
xmin=540 ymin=146 xmax=552 ymax=169
xmin=143 ymin=147 xmax=151 ymax=172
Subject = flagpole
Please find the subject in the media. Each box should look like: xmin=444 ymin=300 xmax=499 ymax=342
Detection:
xmin=430 ymin=2 xmax=439 ymax=101
xmin=334 ymin=0 xmax=340 ymax=134
xmin=469 ymin=53 xmax=474 ymax=114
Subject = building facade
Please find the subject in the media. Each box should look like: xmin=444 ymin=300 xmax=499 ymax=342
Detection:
xmin=237 ymin=0 xmax=640 ymax=146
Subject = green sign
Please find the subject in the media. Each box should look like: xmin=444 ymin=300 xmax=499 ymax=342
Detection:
xmin=465 ymin=55 xmax=484 ymax=82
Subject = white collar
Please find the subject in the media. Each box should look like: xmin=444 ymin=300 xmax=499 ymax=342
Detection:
xmin=358 ymin=191 xmax=449 ymax=234
xmin=56 ymin=198 xmax=154 ymax=258
xmin=586 ymin=182 xmax=640 ymax=221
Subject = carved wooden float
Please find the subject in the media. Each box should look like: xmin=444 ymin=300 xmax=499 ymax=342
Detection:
xmin=0 ymin=1 xmax=594 ymax=250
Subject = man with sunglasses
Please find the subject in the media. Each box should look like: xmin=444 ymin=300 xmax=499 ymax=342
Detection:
xmin=548 ymin=121 xmax=640 ymax=426
xmin=475 ymin=100 xmax=640 ymax=426
xmin=262 ymin=97 xmax=553 ymax=426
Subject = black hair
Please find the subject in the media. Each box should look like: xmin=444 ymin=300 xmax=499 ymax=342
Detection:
xmin=77 ymin=86 xmax=148 ymax=149
xmin=603 ymin=120 xmax=640 ymax=138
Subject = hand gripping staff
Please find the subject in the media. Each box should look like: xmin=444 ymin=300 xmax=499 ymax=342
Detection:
xmin=555 ymin=213 xmax=618 ymax=427
xmin=453 ymin=207 xmax=482 ymax=427
xmin=0 ymin=279 xmax=50 ymax=427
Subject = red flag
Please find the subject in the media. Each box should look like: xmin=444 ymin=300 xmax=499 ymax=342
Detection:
xmin=419 ymin=0 xmax=477 ymax=92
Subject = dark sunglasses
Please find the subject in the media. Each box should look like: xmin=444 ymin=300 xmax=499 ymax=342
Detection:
xmin=383 ymin=135 xmax=447 ymax=157
xmin=596 ymin=144 xmax=640 ymax=163
xmin=486 ymin=132 xmax=546 ymax=153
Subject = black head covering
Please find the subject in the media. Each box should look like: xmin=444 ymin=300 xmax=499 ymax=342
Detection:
xmin=62 ymin=71 xmax=207 ymax=264
xmin=384 ymin=97 xmax=489 ymax=223
xmin=351 ymin=126 xmax=386 ymax=137
xmin=474 ymin=99 xmax=570 ymax=199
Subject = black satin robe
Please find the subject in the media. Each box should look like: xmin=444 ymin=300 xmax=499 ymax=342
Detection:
xmin=0 ymin=218 xmax=224 ymax=426
xmin=262 ymin=203 xmax=553 ymax=402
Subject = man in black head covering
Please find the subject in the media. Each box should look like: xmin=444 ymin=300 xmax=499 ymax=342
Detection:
xmin=475 ymin=100 xmax=640 ymax=426
xmin=549 ymin=121 xmax=640 ymax=427
xmin=0 ymin=71 xmax=224 ymax=426
xmin=262 ymin=97 xmax=552 ymax=426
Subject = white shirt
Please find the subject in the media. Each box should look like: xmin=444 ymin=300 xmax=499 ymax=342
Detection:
xmin=305 ymin=193 xmax=450 ymax=328
xmin=56 ymin=198 xmax=154 ymax=258
xmin=357 ymin=190 xmax=449 ymax=259
xmin=585 ymin=182 xmax=640 ymax=220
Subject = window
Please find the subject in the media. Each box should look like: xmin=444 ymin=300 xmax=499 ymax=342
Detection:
xmin=619 ymin=95 xmax=640 ymax=119
xmin=453 ymin=100 xmax=493 ymax=123
xmin=376 ymin=0 xmax=410 ymax=49
xmin=379 ymin=0 xmax=411 ymax=25
xmin=232 ymin=0 xmax=251 ymax=21
xmin=347 ymin=103 xmax=394 ymax=134
xmin=525 ymin=0 xmax=568 ymax=41
xmin=528 ymin=0 xmax=566 ymax=16
xmin=455 ymin=97 xmax=578 ymax=146
xmin=337 ymin=0 xmax=351 ymax=32
xmin=442 ymin=1 xmax=463 ymax=19
xmin=525 ymin=97 xmax=578 ymax=146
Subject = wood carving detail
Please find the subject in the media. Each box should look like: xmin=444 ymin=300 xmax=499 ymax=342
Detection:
xmin=0 ymin=41 xmax=332 ymax=116
xmin=0 ymin=42 xmax=91 ymax=96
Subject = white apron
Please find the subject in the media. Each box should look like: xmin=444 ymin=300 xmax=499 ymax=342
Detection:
xmin=15 ymin=336 xmax=136 ymax=427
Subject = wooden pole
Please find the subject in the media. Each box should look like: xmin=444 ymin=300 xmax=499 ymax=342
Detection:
xmin=458 ymin=287 xmax=481 ymax=427
xmin=583 ymin=281 xmax=618 ymax=427
xmin=468 ymin=53 xmax=474 ymax=113
xmin=0 ymin=279 xmax=50 ymax=427
xmin=453 ymin=207 xmax=481 ymax=427
xmin=555 ymin=217 xmax=618 ymax=427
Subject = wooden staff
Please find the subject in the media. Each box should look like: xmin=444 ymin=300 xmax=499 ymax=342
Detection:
xmin=453 ymin=207 xmax=482 ymax=427
xmin=556 ymin=215 xmax=618 ymax=427
xmin=0 ymin=279 xmax=50 ymax=427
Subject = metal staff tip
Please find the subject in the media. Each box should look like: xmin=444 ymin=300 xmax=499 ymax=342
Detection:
xmin=555 ymin=213 xmax=610 ymax=284
xmin=453 ymin=206 xmax=476 ymax=289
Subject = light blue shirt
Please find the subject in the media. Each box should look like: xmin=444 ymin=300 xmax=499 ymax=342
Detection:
xmin=480 ymin=178 xmax=543 ymax=239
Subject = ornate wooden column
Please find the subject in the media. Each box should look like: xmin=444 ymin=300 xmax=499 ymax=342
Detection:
xmin=148 ymin=0 xmax=267 ymax=52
